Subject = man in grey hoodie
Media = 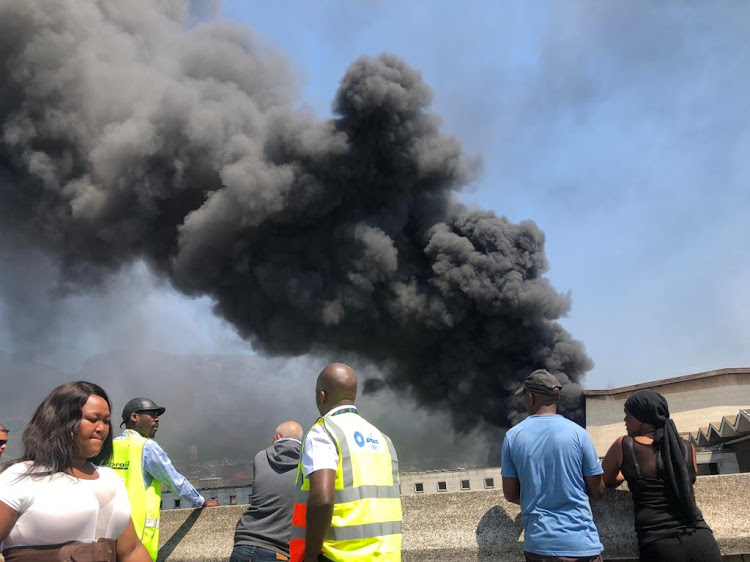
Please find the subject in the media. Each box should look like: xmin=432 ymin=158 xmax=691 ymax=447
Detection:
xmin=232 ymin=421 xmax=304 ymax=562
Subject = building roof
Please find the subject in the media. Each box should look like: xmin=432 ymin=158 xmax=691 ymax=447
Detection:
xmin=583 ymin=367 xmax=750 ymax=397
xmin=689 ymin=409 xmax=750 ymax=448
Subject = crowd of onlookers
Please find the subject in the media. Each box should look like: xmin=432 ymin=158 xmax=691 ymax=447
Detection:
xmin=0 ymin=366 xmax=723 ymax=562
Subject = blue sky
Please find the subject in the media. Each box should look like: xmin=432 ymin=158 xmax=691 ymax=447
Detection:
xmin=1 ymin=0 xmax=748 ymax=392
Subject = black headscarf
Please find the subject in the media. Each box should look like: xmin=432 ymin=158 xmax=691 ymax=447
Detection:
xmin=624 ymin=389 xmax=702 ymax=524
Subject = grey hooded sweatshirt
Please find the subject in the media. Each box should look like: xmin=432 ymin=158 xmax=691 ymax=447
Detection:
xmin=234 ymin=438 xmax=302 ymax=557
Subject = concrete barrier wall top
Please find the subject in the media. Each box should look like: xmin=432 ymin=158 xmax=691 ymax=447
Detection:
xmin=157 ymin=473 xmax=750 ymax=561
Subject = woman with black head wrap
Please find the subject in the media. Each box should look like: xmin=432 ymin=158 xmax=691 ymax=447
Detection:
xmin=602 ymin=389 xmax=721 ymax=562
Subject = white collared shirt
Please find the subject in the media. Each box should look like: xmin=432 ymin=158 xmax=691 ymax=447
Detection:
xmin=301 ymin=405 xmax=356 ymax=477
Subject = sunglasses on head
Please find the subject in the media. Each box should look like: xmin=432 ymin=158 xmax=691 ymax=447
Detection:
xmin=0 ymin=440 xmax=7 ymax=447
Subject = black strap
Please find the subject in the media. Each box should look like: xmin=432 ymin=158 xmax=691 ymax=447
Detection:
xmin=626 ymin=436 xmax=642 ymax=478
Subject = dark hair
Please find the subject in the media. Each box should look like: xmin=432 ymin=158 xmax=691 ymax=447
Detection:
xmin=2 ymin=381 xmax=113 ymax=476
xmin=0 ymin=423 xmax=8 ymax=432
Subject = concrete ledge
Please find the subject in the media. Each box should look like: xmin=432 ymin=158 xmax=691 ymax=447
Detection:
xmin=158 ymin=473 xmax=750 ymax=561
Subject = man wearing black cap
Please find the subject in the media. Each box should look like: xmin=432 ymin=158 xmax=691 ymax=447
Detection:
xmin=108 ymin=397 xmax=218 ymax=560
xmin=501 ymin=370 xmax=605 ymax=562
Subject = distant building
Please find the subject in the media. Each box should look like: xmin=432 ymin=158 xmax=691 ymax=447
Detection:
xmin=584 ymin=368 xmax=750 ymax=474
xmin=198 ymin=476 xmax=223 ymax=488
xmin=400 ymin=467 xmax=500 ymax=496
xmin=162 ymin=458 xmax=255 ymax=509
xmin=689 ymin=409 xmax=750 ymax=473
xmin=162 ymin=484 xmax=253 ymax=510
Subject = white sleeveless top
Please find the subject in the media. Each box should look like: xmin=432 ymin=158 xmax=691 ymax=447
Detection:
xmin=0 ymin=462 xmax=132 ymax=550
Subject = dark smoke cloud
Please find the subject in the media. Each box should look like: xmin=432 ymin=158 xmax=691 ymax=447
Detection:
xmin=0 ymin=0 xmax=591 ymax=432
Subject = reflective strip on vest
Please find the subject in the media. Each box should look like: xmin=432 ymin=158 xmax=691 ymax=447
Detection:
xmin=327 ymin=521 xmax=402 ymax=541
xmin=295 ymin=483 xmax=401 ymax=503
xmin=289 ymin=412 xmax=402 ymax=562
xmin=290 ymin=521 xmax=402 ymax=541
xmin=327 ymin=421 xmax=353 ymax=487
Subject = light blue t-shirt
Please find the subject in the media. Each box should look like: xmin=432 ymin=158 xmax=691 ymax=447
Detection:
xmin=501 ymin=414 xmax=603 ymax=557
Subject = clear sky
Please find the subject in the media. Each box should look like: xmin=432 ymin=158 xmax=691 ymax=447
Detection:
xmin=1 ymin=0 xmax=748 ymax=392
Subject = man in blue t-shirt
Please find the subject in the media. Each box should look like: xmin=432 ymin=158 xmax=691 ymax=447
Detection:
xmin=502 ymin=369 xmax=605 ymax=562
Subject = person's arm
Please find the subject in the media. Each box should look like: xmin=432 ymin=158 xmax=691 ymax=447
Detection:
xmin=581 ymin=431 xmax=605 ymax=500
xmin=0 ymin=500 xmax=19 ymax=544
xmin=0 ymin=465 xmax=25 ymax=543
xmin=142 ymin=440 xmax=213 ymax=507
xmin=502 ymin=476 xmax=521 ymax=504
xmin=500 ymin=434 xmax=520 ymax=504
xmin=300 ymin=422 xmax=339 ymax=562
xmin=304 ymin=468 xmax=336 ymax=562
xmin=601 ymin=436 xmax=626 ymax=488
xmin=116 ymin=519 xmax=151 ymax=562
xmin=585 ymin=474 xmax=605 ymax=500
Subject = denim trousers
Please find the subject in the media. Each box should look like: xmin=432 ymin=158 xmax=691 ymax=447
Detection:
xmin=230 ymin=545 xmax=288 ymax=562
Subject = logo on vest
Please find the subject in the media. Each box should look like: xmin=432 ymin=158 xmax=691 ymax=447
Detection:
xmin=353 ymin=431 xmax=381 ymax=450
xmin=354 ymin=431 xmax=365 ymax=447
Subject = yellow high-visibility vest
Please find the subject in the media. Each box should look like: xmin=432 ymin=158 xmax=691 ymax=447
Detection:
xmin=107 ymin=430 xmax=162 ymax=561
xmin=290 ymin=410 xmax=402 ymax=562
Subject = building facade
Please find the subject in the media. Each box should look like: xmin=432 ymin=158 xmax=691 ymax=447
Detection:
xmin=162 ymin=484 xmax=253 ymax=510
xmin=399 ymin=467 xmax=500 ymax=496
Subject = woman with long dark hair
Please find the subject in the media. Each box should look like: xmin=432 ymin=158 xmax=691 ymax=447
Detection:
xmin=602 ymin=389 xmax=722 ymax=562
xmin=0 ymin=381 xmax=150 ymax=561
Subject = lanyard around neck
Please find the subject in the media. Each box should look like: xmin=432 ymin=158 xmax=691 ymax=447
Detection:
xmin=330 ymin=407 xmax=357 ymax=416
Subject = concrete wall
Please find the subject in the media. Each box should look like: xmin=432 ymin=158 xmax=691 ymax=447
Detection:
xmin=157 ymin=473 xmax=750 ymax=561
xmin=586 ymin=373 xmax=750 ymax=456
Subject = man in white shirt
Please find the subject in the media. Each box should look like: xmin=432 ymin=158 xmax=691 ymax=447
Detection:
xmin=289 ymin=363 xmax=402 ymax=562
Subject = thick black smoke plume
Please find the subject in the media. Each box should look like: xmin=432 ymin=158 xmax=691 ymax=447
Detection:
xmin=0 ymin=0 xmax=592 ymax=431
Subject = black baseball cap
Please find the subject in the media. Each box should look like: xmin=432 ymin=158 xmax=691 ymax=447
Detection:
xmin=515 ymin=369 xmax=563 ymax=396
xmin=120 ymin=397 xmax=166 ymax=427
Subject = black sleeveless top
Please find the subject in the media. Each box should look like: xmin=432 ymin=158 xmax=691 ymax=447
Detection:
xmin=620 ymin=436 xmax=707 ymax=544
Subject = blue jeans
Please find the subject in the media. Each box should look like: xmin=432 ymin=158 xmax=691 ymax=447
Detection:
xmin=230 ymin=545 xmax=288 ymax=562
